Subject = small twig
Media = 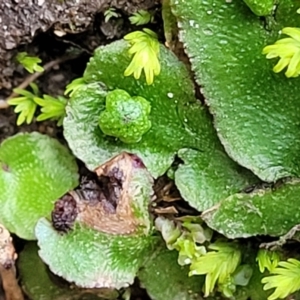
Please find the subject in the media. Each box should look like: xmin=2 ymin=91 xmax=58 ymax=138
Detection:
xmin=0 ymin=55 xmax=79 ymax=110
xmin=0 ymin=265 xmax=24 ymax=300
xmin=162 ymin=196 xmax=181 ymax=202
xmin=260 ymin=224 xmax=300 ymax=250
xmin=0 ymin=224 xmax=23 ymax=300
xmin=154 ymin=206 xmax=179 ymax=214
xmin=162 ymin=182 xmax=173 ymax=194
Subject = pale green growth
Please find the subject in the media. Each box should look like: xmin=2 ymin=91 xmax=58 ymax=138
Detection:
xmin=218 ymin=264 xmax=253 ymax=297
xmin=129 ymin=10 xmax=153 ymax=25
xmin=257 ymin=249 xmax=280 ymax=273
xmin=8 ymin=83 xmax=67 ymax=126
xmin=262 ymin=258 xmax=300 ymax=300
xmin=104 ymin=7 xmax=120 ymax=23
xmin=64 ymin=77 xmax=85 ymax=97
xmin=34 ymin=95 xmax=67 ymax=126
xmin=173 ymin=233 xmax=206 ymax=266
xmin=155 ymin=217 xmax=181 ymax=249
xmin=124 ymin=29 xmax=161 ymax=85
xmin=8 ymin=83 xmax=39 ymax=125
xmin=122 ymin=289 xmax=131 ymax=300
xmin=16 ymin=52 xmax=44 ymax=73
xmin=189 ymin=242 xmax=241 ymax=297
xmin=218 ymin=275 xmax=236 ymax=298
xmin=155 ymin=216 xmax=212 ymax=266
xmin=182 ymin=217 xmax=213 ymax=244
xmin=263 ymin=27 xmax=300 ymax=78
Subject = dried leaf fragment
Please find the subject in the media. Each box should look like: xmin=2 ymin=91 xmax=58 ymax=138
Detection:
xmin=53 ymin=152 xmax=154 ymax=235
xmin=36 ymin=153 xmax=156 ymax=289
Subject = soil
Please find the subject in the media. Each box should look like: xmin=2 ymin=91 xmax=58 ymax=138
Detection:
xmin=0 ymin=1 xmax=161 ymax=299
xmin=0 ymin=0 xmax=162 ymax=135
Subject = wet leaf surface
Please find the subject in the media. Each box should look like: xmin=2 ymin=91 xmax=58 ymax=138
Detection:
xmin=138 ymin=245 xmax=205 ymax=300
xmin=36 ymin=153 xmax=157 ymax=289
xmin=18 ymin=242 xmax=119 ymax=300
xmin=0 ymin=132 xmax=78 ymax=240
xmin=202 ymin=179 xmax=300 ymax=238
xmin=64 ymin=40 xmax=256 ymax=211
xmin=171 ymin=0 xmax=300 ymax=182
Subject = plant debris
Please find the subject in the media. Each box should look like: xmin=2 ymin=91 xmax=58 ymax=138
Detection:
xmin=0 ymin=224 xmax=23 ymax=300
xmin=51 ymin=152 xmax=154 ymax=235
xmin=51 ymin=194 xmax=78 ymax=233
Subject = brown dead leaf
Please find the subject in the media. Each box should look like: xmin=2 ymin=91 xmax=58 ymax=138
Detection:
xmin=77 ymin=153 xmax=153 ymax=235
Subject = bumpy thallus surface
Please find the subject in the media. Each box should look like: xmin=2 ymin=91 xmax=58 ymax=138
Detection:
xmin=63 ymin=40 xmax=256 ymax=211
xmin=0 ymin=132 xmax=78 ymax=240
xmin=172 ymin=0 xmax=300 ymax=182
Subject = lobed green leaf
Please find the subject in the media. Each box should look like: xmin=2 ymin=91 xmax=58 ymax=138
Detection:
xmin=64 ymin=40 xmax=256 ymax=211
xmin=171 ymin=0 xmax=300 ymax=182
xmin=0 ymin=132 xmax=78 ymax=239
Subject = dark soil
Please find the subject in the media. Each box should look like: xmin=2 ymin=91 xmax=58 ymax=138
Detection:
xmin=0 ymin=0 xmax=162 ymax=135
xmin=0 ymin=0 xmax=159 ymax=88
